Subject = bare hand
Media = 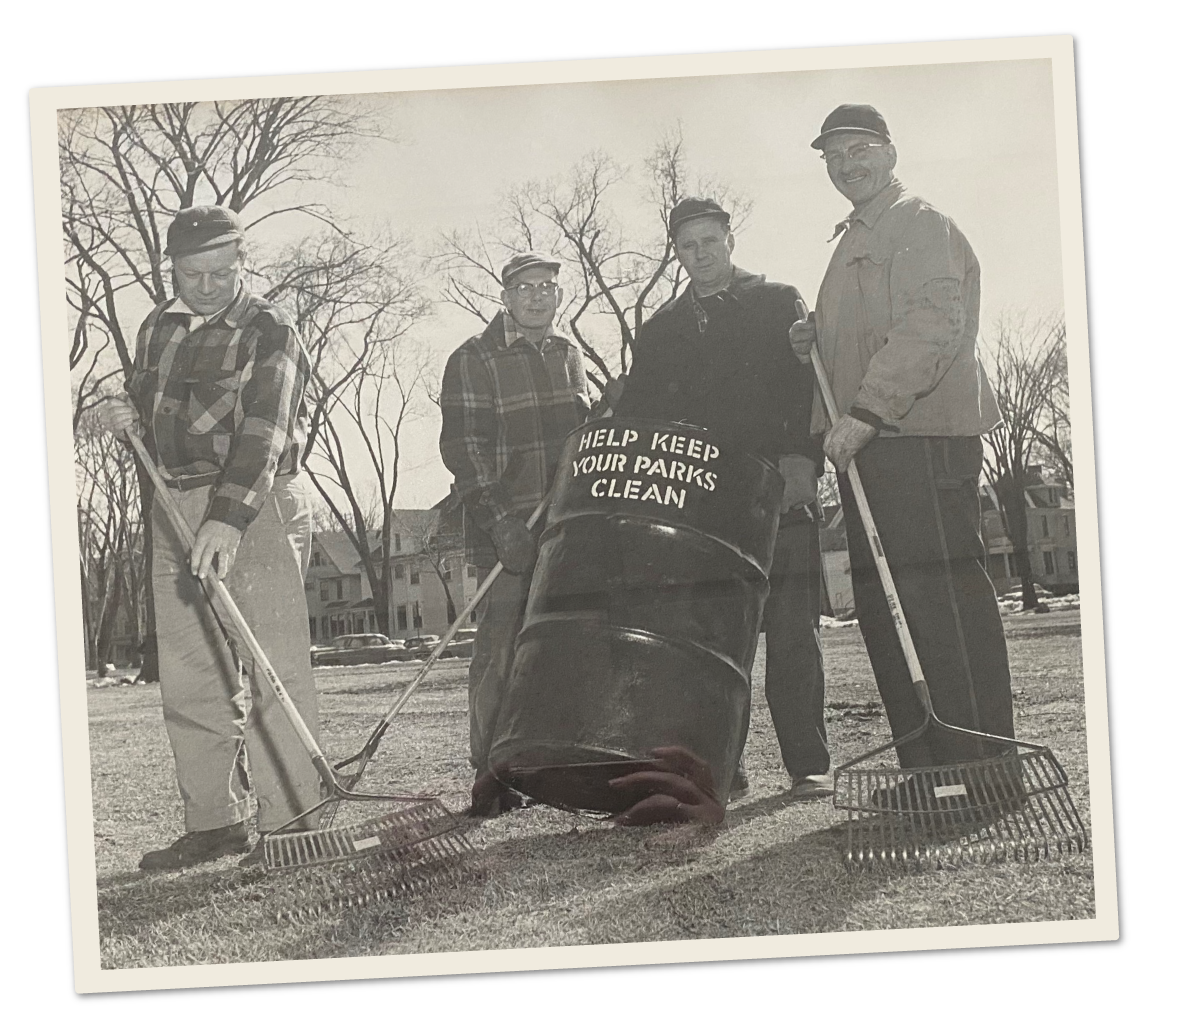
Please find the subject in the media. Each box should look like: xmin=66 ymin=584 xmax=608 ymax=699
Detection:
xmin=97 ymin=395 xmax=141 ymax=442
xmin=191 ymin=520 xmax=243 ymax=580
xmin=608 ymin=746 xmax=726 ymax=826
xmin=779 ymin=454 xmax=819 ymax=513
xmin=789 ymin=299 xmax=817 ymax=363
xmin=823 ymin=415 xmax=878 ymax=472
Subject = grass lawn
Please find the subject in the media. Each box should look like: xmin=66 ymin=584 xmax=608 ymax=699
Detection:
xmin=87 ymin=609 xmax=1094 ymax=968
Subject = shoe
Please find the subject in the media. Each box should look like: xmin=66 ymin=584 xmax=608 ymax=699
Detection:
xmin=465 ymin=770 xmax=525 ymax=818
xmin=789 ymin=774 xmax=834 ymax=800
xmin=727 ymin=770 xmax=750 ymax=803
xmin=138 ymin=822 xmax=251 ymax=871
xmin=237 ymin=835 xmax=267 ymax=869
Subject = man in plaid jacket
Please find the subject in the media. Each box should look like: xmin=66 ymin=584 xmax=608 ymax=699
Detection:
xmin=99 ymin=205 xmax=321 ymax=869
xmin=439 ymin=252 xmax=592 ymax=815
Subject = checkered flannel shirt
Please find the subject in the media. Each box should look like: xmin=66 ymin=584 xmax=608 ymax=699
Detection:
xmin=126 ymin=287 xmax=311 ymax=531
xmin=440 ymin=310 xmax=592 ymax=565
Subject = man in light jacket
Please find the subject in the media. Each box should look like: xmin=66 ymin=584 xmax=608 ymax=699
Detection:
xmin=793 ymin=105 xmax=1014 ymax=788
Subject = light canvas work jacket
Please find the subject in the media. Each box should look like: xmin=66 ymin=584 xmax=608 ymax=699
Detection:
xmin=813 ymin=180 xmax=1001 ymax=438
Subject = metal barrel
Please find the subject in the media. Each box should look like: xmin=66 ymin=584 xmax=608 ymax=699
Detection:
xmin=488 ymin=417 xmax=782 ymax=812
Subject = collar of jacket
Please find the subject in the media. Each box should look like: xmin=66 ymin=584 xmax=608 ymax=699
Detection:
xmin=682 ymin=265 xmax=766 ymax=309
xmin=492 ymin=308 xmax=568 ymax=350
xmin=832 ymin=179 xmax=906 ymax=239
xmin=165 ymin=285 xmax=253 ymax=329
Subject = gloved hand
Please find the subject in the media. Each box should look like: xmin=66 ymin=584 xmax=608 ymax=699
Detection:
xmin=779 ymin=454 xmax=819 ymax=514
xmin=607 ymin=746 xmax=726 ymax=826
xmin=490 ymin=515 xmax=538 ymax=574
xmin=824 ymin=414 xmax=878 ymax=472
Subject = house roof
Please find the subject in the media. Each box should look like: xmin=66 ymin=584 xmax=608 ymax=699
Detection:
xmin=312 ymin=529 xmax=364 ymax=575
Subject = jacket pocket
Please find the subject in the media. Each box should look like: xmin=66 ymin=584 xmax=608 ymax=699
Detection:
xmin=184 ymin=371 xmax=242 ymax=435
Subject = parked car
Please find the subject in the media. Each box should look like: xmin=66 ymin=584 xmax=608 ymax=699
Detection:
xmin=402 ymin=634 xmax=441 ymax=660
xmin=442 ymin=627 xmax=477 ymax=659
xmin=311 ymin=633 xmax=412 ymax=667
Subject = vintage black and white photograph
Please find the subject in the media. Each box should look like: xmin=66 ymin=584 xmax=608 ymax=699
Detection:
xmin=30 ymin=35 xmax=1116 ymax=992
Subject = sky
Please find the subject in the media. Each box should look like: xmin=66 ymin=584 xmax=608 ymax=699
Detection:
xmin=153 ymin=57 xmax=1067 ymax=512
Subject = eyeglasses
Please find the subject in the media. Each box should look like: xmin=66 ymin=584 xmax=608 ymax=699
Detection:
xmin=820 ymin=142 xmax=888 ymax=165
xmin=508 ymin=281 xmax=559 ymax=298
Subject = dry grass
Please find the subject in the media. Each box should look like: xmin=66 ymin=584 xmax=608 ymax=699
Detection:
xmin=87 ymin=610 xmax=1093 ymax=968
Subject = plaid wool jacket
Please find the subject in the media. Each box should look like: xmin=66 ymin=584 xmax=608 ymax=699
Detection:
xmin=126 ymin=287 xmax=311 ymax=531
xmin=439 ymin=310 xmax=592 ymax=566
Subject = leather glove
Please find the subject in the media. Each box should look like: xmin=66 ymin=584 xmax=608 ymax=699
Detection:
xmin=490 ymin=515 xmax=538 ymax=574
xmin=607 ymin=746 xmax=726 ymax=826
xmin=779 ymin=454 xmax=819 ymax=514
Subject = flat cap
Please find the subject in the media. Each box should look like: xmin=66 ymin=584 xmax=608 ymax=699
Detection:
xmin=165 ymin=205 xmax=245 ymax=258
xmin=668 ymin=197 xmax=731 ymax=238
xmin=811 ymin=104 xmax=891 ymax=150
xmin=501 ymin=252 xmax=561 ymax=287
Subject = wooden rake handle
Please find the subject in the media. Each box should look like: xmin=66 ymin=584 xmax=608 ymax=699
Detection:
xmin=335 ymin=491 xmax=553 ymax=777
xmin=127 ymin=435 xmax=340 ymax=789
xmin=798 ymin=300 xmax=933 ymax=710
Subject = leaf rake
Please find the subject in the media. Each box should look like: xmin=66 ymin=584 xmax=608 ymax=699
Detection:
xmin=130 ymin=437 xmax=474 ymax=912
xmin=804 ymin=318 xmax=1089 ymax=872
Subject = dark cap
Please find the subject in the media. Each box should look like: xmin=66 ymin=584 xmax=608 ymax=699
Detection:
xmin=811 ymin=104 xmax=891 ymax=150
xmin=668 ymin=197 xmax=731 ymax=238
xmin=500 ymin=252 xmax=561 ymax=288
xmin=165 ymin=205 xmax=245 ymax=258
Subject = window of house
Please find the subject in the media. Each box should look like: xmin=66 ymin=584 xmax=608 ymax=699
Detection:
xmin=321 ymin=616 xmax=330 ymax=640
xmin=312 ymin=551 xmax=323 ymax=567
xmin=395 ymin=533 xmax=403 ymax=551
xmin=412 ymin=601 xmax=422 ymax=628
xmin=396 ymin=605 xmax=407 ymax=630
xmin=353 ymin=614 xmax=364 ymax=634
xmin=304 ymin=579 xmax=314 ymax=591
xmin=369 ymin=612 xmax=377 ymax=632
xmin=1068 ymin=551 xmax=1077 ymax=573
xmin=394 ymin=564 xmax=404 ymax=581
xmin=309 ymin=617 xmax=316 ymax=639
xmin=410 ymin=570 xmax=420 ymax=585
xmin=1064 ymin=515 xmax=1072 ymax=535
xmin=335 ymin=578 xmax=344 ymax=600
xmin=1041 ymin=515 xmax=1050 ymax=537
xmin=1043 ymin=551 xmax=1056 ymax=575
xmin=319 ymin=582 xmax=330 ymax=602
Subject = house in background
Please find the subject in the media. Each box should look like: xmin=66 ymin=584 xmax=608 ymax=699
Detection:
xmin=981 ymin=465 xmax=1078 ymax=594
xmin=305 ymin=500 xmax=477 ymax=644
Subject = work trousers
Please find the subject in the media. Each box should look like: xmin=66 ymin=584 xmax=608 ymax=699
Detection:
xmin=469 ymin=566 xmax=534 ymax=772
xmin=151 ymin=474 xmax=322 ymax=832
xmin=839 ymin=436 xmax=1014 ymax=768
xmin=760 ymin=519 xmax=829 ymax=778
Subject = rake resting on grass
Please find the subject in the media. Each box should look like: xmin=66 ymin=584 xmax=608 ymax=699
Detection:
xmin=130 ymin=436 xmax=473 ymax=914
xmin=802 ymin=312 xmax=1088 ymax=872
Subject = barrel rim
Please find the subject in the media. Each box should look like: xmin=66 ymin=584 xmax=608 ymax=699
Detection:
xmin=540 ymin=510 xmax=774 ymax=582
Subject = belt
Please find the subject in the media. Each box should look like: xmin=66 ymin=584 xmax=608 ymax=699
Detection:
xmin=161 ymin=471 xmax=220 ymax=490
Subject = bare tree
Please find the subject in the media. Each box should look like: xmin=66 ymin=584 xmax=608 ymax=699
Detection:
xmin=75 ymin=415 xmax=144 ymax=673
xmin=259 ymin=231 xmax=430 ymax=637
xmin=981 ymin=315 xmax=1069 ymax=610
xmin=435 ymin=129 xmax=750 ymax=386
xmin=61 ymin=96 xmax=383 ymax=678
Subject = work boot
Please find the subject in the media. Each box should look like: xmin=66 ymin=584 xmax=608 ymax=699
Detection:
xmin=465 ymin=770 xmax=524 ymax=818
xmin=237 ymin=835 xmax=267 ymax=870
xmin=789 ymin=774 xmax=834 ymax=800
xmin=138 ymin=822 xmax=251 ymax=871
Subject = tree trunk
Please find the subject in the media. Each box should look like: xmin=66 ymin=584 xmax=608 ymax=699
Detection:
xmin=433 ymin=565 xmax=457 ymax=625
xmin=80 ymin=560 xmax=96 ymax=673
xmin=996 ymin=479 xmax=1041 ymax=611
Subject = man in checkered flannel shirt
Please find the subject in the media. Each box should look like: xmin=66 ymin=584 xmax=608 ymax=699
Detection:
xmin=99 ymin=205 xmax=321 ymax=870
xmin=440 ymin=252 xmax=592 ymax=816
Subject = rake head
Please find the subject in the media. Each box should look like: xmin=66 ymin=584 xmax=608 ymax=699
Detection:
xmin=833 ymin=747 xmax=1089 ymax=871
xmin=261 ymin=800 xmax=475 ymax=920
